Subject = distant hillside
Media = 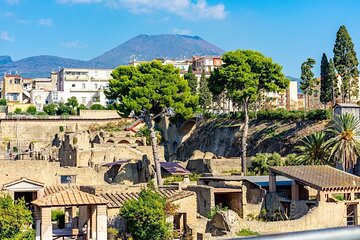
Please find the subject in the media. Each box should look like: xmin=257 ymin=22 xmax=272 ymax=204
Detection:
xmin=0 ymin=56 xmax=12 ymax=65
xmin=89 ymin=34 xmax=225 ymax=68
xmin=0 ymin=34 xmax=224 ymax=77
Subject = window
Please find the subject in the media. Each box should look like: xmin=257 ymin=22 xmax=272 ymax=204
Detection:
xmin=72 ymin=84 xmax=75 ymax=87
xmin=14 ymin=78 xmax=21 ymax=84
xmin=9 ymin=80 xmax=12 ymax=84
xmin=82 ymin=97 xmax=86 ymax=104
xmin=60 ymin=175 xmax=76 ymax=184
xmin=82 ymin=83 xmax=86 ymax=89
xmin=52 ymin=92 xmax=58 ymax=101
xmin=94 ymin=83 xmax=98 ymax=89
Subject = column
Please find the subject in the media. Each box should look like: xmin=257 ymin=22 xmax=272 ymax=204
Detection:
xmin=41 ymin=207 xmax=52 ymax=240
xmin=269 ymin=171 xmax=276 ymax=193
xmin=291 ymin=180 xmax=299 ymax=201
xmin=316 ymin=190 xmax=326 ymax=202
xmin=34 ymin=206 xmax=41 ymax=240
xmin=96 ymin=205 xmax=107 ymax=240
xmin=90 ymin=205 xmax=97 ymax=239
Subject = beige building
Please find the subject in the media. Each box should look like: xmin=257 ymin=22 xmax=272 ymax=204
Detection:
xmin=2 ymin=74 xmax=31 ymax=103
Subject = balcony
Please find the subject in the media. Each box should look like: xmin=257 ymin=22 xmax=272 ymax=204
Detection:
xmin=70 ymin=87 xmax=100 ymax=92
xmin=64 ymin=75 xmax=89 ymax=81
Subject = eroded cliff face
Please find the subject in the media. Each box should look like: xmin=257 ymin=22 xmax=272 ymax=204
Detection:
xmin=176 ymin=119 xmax=330 ymax=161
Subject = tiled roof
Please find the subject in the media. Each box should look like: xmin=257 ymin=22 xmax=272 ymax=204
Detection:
xmin=32 ymin=189 xmax=108 ymax=207
xmin=97 ymin=189 xmax=195 ymax=208
xmin=269 ymin=165 xmax=360 ymax=191
xmin=160 ymin=162 xmax=191 ymax=175
xmin=44 ymin=185 xmax=80 ymax=195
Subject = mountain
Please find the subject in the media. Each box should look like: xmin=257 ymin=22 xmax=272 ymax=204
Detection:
xmin=0 ymin=34 xmax=224 ymax=77
xmin=89 ymin=34 xmax=225 ymax=68
xmin=0 ymin=56 xmax=12 ymax=65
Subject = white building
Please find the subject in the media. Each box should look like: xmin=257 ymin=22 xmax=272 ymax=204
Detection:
xmin=57 ymin=68 xmax=112 ymax=107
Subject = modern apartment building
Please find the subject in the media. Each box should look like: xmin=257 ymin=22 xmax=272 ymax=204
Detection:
xmin=57 ymin=68 xmax=112 ymax=107
xmin=192 ymin=56 xmax=223 ymax=72
xmin=2 ymin=74 xmax=31 ymax=103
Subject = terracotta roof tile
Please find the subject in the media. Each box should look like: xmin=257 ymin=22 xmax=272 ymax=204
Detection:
xmin=269 ymin=165 xmax=360 ymax=191
xmin=32 ymin=188 xmax=107 ymax=207
xmin=97 ymin=190 xmax=195 ymax=208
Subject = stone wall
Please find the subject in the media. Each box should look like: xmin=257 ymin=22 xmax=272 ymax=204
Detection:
xmin=186 ymin=158 xmax=241 ymax=175
xmin=0 ymin=160 xmax=108 ymax=187
xmin=79 ymin=110 xmax=120 ymax=119
xmin=186 ymin=185 xmax=214 ymax=217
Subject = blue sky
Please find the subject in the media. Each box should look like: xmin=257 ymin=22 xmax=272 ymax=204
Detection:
xmin=1 ymin=0 xmax=360 ymax=77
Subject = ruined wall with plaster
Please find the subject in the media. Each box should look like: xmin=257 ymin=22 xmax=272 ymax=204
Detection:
xmin=186 ymin=185 xmax=214 ymax=217
xmin=0 ymin=160 xmax=108 ymax=186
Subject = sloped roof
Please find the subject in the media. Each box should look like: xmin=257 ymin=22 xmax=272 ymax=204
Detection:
xmin=3 ymin=177 xmax=44 ymax=189
xmin=160 ymin=162 xmax=191 ymax=175
xmin=44 ymin=185 xmax=80 ymax=195
xmin=97 ymin=189 xmax=195 ymax=208
xmin=32 ymin=189 xmax=107 ymax=207
xmin=269 ymin=165 xmax=360 ymax=191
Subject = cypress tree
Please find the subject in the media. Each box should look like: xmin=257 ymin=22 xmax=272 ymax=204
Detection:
xmin=300 ymin=58 xmax=317 ymax=111
xmin=329 ymin=58 xmax=340 ymax=105
xmin=320 ymin=53 xmax=332 ymax=108
xmin=199 ymin=71 xmax=212 ymax=110
xmin=333 ymin=25 xmax=359 ymax=102
xmin=184 ymin=65 xmax=197 ymax=94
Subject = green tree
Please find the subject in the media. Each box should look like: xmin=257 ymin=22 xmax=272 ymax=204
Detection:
xmin=90 ymin=104 xmax=105 ymax=110
xmin=43 ymin=103 xmax=58 ymax=115
xmin=78 ymin=104 xmax=88 ymax=110
xmin=0 ymin=99 xmax=7 ymax=106
xmin=295 ymin=131 xmax=330 ymax=165
xmin=320 ymin=53 xmax=333 ymax=108
xmin=66 ymin=96 xmax=79 ymax=109
xmin=329 ymin=58 xmax=340 ymax=105
xmin=26 ymin=105 xmax=37 ymax=115
xmin=209 ymin=50 xmax=288 ymax=175
xmin=0 ymin=195 xmax=34 ymax=239
xmin=300 ymin=58 xmax=317 ymax=111
xmin=327 ymin=113 xmax=360 ymax=172
xmin=105 ymin=61 xmax=198 ymax=185
xmin=248 ymin=153 xmax=282 ymax=175
xmin=183 ymin=65 xmax=197 ymax=94
xmin=56 ymin=102 xmax=72 ymax=115
xmin=333 ymin=25 xmax=359 ymax=102
xmin=120 ymin=189 xmax=172 ymax=240
xmin=14 ymin=108 xmax=22 ymax=114
xmin=198 ymin=71 xmax=212 ymax=110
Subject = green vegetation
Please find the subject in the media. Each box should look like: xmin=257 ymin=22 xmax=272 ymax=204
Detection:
xmin=300 ymin=58 xmax=317 ymax=111
xmin=296 ymin=131 xmax=331 ymax=165
xmin=0 ymin=195 xmax=34 ymax=239
xmin=320 ymin=53 xmax=333 ymax=108
xmin=14 ymin=108 xmax=22 ymax=114
xmin=236 ymin=228 xmax=260 ymax=237
xmin=90 ymin=104 xmax=106 ymax=110
xmin=198 ymin=71 xmax=212 ymax=111
xmin=183 ymin=66 xmax=197 ymax=95
xmin=333 ymin=25 xmax=359 ymax=102
xmin=333 ymin=194 xmax=345 ymax=201
xmin=207 ymin=205 xmax=228 ymax=219
xmin=0 ymin=99 xmax=7 ymax=106
xmin=26 ymin=105 xmax=37 ymax=115
xmin=120 ymin=189 xmax=173 ymax=240
xmin=59 ymin=126 xmax=64 ymax=132
xmin=51 ymin=209 xmax=65 ymax=229
xmin=105 ymin=60 xmax=198 ymax=120
xmin=248 ymin=153 xmax=282 ymax=175
xmin=163 ymin=173 xmax=202 ymax=185
xmin=43 ymin=103 xmax=57 ymax=115
xmin=107 ymin=227 xmax=119 ymax=240
xmin=209 ymin=50 xmax=289 ymax=175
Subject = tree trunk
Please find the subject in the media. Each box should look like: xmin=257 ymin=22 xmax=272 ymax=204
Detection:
xmin=145 ymin=113 xmax=163 ymax=188
xmin=241 ymin=100 xmax=249 ymax=176
xmin=304 ymin=93 xmax=307 ymax=112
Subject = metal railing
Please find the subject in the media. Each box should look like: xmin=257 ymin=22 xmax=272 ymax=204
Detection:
xmin=233 ymin=226 xmax=360 ymax=240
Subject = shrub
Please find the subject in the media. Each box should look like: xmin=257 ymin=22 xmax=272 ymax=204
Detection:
xmin=0 ymin=195 xmax=34 ymax=239
xmin=108 ymin=227 xmax=119 ymax=240
xmin=120 ymin=189 xmax=172 ymax=240
xmin=78 ymin=104 xmax=88 ymax=110
xmin=43 ymin=103 xmax=58 ymax=115
xmin=284 ymin=153 xmax=299 ymax=166
xmin=306 ymin=109 xmax=331 ymax=120
xmin=59 ymin=126 xmax=64 ymax=132
xmin=14 ymin=108 xmax=22 ymax=114
xmin=51 ymin=209 xmax=65 ymax=229
xmin=0 ymin=99 xmax=7 ymax=106
xmin=236 ymin=228 xmax=260 ymax=236
xmin=26 ymin=106 xmax=37 ymax=115
xmin=90 ymin=104 xmax=105 ymax=110
xmin=248 ymin=153 xmax=282 ymax=175
xmin=207 ymin=205 xmax=228 ymax=219
xmin=36 ymin=111 xmax=47 ymax=116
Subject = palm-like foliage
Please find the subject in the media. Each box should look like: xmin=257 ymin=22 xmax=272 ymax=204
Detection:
xmin=296 ymin=131 xmax=331 ymax=165
xmin=327 ymin=113 xmax=360 ymax=172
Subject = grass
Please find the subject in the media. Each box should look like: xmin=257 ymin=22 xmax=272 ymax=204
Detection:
xmin=236 ymin=228 xmax=260 ymax=237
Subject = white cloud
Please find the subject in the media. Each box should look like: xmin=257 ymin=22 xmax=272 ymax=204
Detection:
xmin=57 ymin=0 xmax=227 ymax=20
xmin=38 ymin=18 xmax=53 ymax=27
xmin=17 ymin=19 xmax=31 ymax=24
xmin=0 ymin=31 xmax=14 ymax=42
xmin=5 ymin=0 xmax=20 ymax=5
xmin=60 ymin=40 xmax=88 ymax=48
xmin=172 ymin=27 xmax=191 ymax=35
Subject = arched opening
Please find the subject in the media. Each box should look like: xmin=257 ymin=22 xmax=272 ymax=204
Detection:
xmin=118 ymin=140 xmax=131 ymax=145
xmin=135 ymin=140 xmax=144 ymax=146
